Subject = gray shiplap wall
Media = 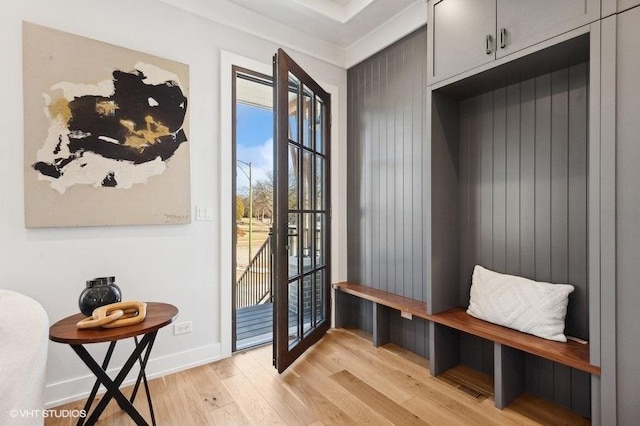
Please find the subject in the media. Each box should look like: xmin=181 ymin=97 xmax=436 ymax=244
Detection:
xmin=345 ymin=26 xmax=590 ymax=416
xmin=456 ymin=63 xmax=590 ymax=416
xmin=346 ymin=26 xmax=428 ymax=356
xmin=458 ymin=63 xmax=589 ymax=341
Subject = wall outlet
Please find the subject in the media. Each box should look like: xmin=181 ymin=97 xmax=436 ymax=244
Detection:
xmin=400 ymin=311 xmax=413 ymax=320
xmin=174 ymin=321 xmax=193 ymax=335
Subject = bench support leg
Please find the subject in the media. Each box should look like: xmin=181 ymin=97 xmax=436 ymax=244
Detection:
xmin=373 ymin=303 xmax=391 ymax=347
xmin=429 ymin=323 xmax=460 ymax=376
xmin=334 ymin=288 xmax=348 ymax=328
xmin=494 ymin=343 xmax=525 ymax=409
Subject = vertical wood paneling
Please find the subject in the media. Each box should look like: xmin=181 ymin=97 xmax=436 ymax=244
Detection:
xmin=352 ymin=66 xmax=362 ymax=280
xmin=458 ymin=63 xmax=589 ymax=415
xmin=526 ymin=354 xmax=539 ymax=397
xmin=413 ymin=36 xmax=426 ymax=303
xmin=359 ymin=298 xmax=373 ymax=333
xmin=357 ymin=66 xmax=365 ymax=284
xmin=480 ymin=92 xmax=494 ymax=269
xmin=403 ymin=44 xmax=415 ymax=301
xmin=394 ymin=45 xmax=405 ymax=296
xmin=346 ymin=26 xmax=429 ymax=353
xmin=363 ymin=58 xmax=372 ymax=290
xmin=537 ymin=359 xmax=555 ymax=402
xmin=336 ymin=293 xmax=373 ymax=333
xmin=519 ymin=79 xmax=536 ymax=280
xmin=493 ymin=88 xmax=507 ymax=273
xmin=459 ymin=335 xmax=494 ymax=377
xmin=554 ymin=364 xmax=572 ymax=409
xmin=467 ymin=96 xmax=483 ymax=303
xmin=483 ymin=340 xmax=494 ymax=377
xmin=346 ymin=69 xmax=359 ymax=282
xmin=505 ymin=84 xmax=521 ymax=276
xmin=550 ymin=68 xmax=572 ymax=411
xmin=551 ymin=68 xmax=570 ymax=287
xmin=431 ymin=91 xmax=461 ymax=312
xmin=460 ymin=334 xmax=483 ymax=371
xmin=459 ymin=101 xmax=471 ymax=303
xmin=370 ymin=56 xmax=380 ymax=295
xmin=389 ymin=315 xmax=429 ymax=358
xmin=534 ymin=73 xmax=552 ymax=284
xmin=386 ymin=47 xmax=396 ymax=294
xmin=567 ymin=63 xmax=588 ymax=341
xmin=348 ymin=27 xmax=428 ymax=300
xmin=378 ymin=53 xmax=389 ymax=293
xmin=571 ymin=370 xmax=592 ymax=418
xmin=348 ymin=33 xmax=590 ymax=416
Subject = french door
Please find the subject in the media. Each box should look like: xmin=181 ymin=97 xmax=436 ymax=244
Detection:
xmin=273 ymin=49 xmax=331 ymax=373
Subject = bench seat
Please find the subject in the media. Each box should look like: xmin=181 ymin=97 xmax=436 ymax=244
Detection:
xmin=332 ymin=281 xmax=599 ymax=375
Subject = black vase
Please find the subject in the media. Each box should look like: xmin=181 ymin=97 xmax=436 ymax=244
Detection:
xmin=78 ymin=276 xmax=122 ymax=317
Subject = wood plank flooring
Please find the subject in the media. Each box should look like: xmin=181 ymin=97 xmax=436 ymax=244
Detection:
xmin=45 ymin=328 xmax=590 ymax=425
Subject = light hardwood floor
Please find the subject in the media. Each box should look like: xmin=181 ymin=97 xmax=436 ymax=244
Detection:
xmin=45 ymin=328 xmax=590 ymax=425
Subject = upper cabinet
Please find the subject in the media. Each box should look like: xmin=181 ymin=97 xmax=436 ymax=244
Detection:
xmin=428 ymin=0 xmax=600 ymax=85
xmin=615 ymin=0 xmax=640 ymax=12
xmin=430 ymin=0 xmax=496 ymax=85
xmin=496 ymin=0 xmax=600 ymax=58
xmin=602 ymin=0 xmax=640 ymax=19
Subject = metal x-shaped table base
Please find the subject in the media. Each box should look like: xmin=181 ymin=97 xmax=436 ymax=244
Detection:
xmin=70 ymin=331 xmax=158 ymax=426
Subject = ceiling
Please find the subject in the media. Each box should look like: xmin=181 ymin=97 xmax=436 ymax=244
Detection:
xmin=225 ymin=0 xmax=421 ymax=47
xmin=157 ymin=0 xmax=427 ymax=67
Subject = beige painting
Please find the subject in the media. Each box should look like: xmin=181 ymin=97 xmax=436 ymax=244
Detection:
xmin=23 ymin=22 xmax=190 ymax=227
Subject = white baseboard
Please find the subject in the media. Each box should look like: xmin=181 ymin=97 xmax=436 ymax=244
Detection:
xmin=44 ymin=343 xmax=223 ymax=408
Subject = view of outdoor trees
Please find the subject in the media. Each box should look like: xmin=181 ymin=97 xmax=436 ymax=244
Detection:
xmin=236 ymin=172 xmax=272 ymax=270
xmin=238 ymin=171 xmax=274 ymax=224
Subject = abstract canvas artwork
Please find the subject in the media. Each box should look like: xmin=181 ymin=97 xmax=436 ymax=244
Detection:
xmin=23 ymin=22 xmax=191 ymax=227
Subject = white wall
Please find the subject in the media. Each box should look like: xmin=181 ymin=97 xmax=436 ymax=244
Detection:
xmin=0 ymin=0 xmax=347 ymax=406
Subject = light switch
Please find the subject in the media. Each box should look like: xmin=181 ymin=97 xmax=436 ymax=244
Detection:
xmin=196 ymin=206 xmax=214 ymax=221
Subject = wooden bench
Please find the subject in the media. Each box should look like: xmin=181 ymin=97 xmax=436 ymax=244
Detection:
xmin=333 ymin=281 xmax=600 ymax=408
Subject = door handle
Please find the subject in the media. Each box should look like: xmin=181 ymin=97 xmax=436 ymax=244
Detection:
xmin=500 ymin=28 xmax=507 ymax=49
xmin=486 ymin=35 xmax=493 ymax=55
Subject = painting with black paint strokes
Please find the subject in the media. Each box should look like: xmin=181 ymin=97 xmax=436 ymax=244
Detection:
xmin=23 ymin=22 xmax=191 ymax=227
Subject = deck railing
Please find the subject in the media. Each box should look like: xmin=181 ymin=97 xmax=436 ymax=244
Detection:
xmin=235 ymin=235 xmax=272 ymax=309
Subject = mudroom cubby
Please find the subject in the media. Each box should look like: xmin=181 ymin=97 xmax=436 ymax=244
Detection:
xmin=427 ymin=32 xmax=598 ymax=418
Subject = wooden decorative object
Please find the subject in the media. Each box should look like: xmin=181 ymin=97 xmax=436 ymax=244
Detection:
xmin=76 ymin=301 xmax=147 ymax=329
xmin=76 ymin=309 xmax=124 ymax=329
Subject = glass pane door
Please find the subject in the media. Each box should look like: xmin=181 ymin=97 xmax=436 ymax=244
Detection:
xmin=273 ymin=49 xmax=331 ymax=373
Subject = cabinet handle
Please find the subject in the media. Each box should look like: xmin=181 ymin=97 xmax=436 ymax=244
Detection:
xmin=486 ymin=35 xmax=493 ymax=55
xmin=500 ymin=28 xmax=507 ymax=49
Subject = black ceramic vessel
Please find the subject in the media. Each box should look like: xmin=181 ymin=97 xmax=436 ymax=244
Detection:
xmin=78 ymin=276 xmax=122 ymax=316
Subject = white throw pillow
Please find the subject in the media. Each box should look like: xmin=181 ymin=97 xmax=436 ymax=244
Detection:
xmin=466 ymin=265 xmax=575 ymax=342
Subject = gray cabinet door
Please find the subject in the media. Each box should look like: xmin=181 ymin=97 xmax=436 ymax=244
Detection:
xmin=617 ymin=0 xmax=640 ymax=12
xmin=615 ymin=6 xmax=640 ymax=425
xmin=431 ymin=0 xmax=496 ymax=83
xmin=496 ymin=0 xmax=599 ymax=58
